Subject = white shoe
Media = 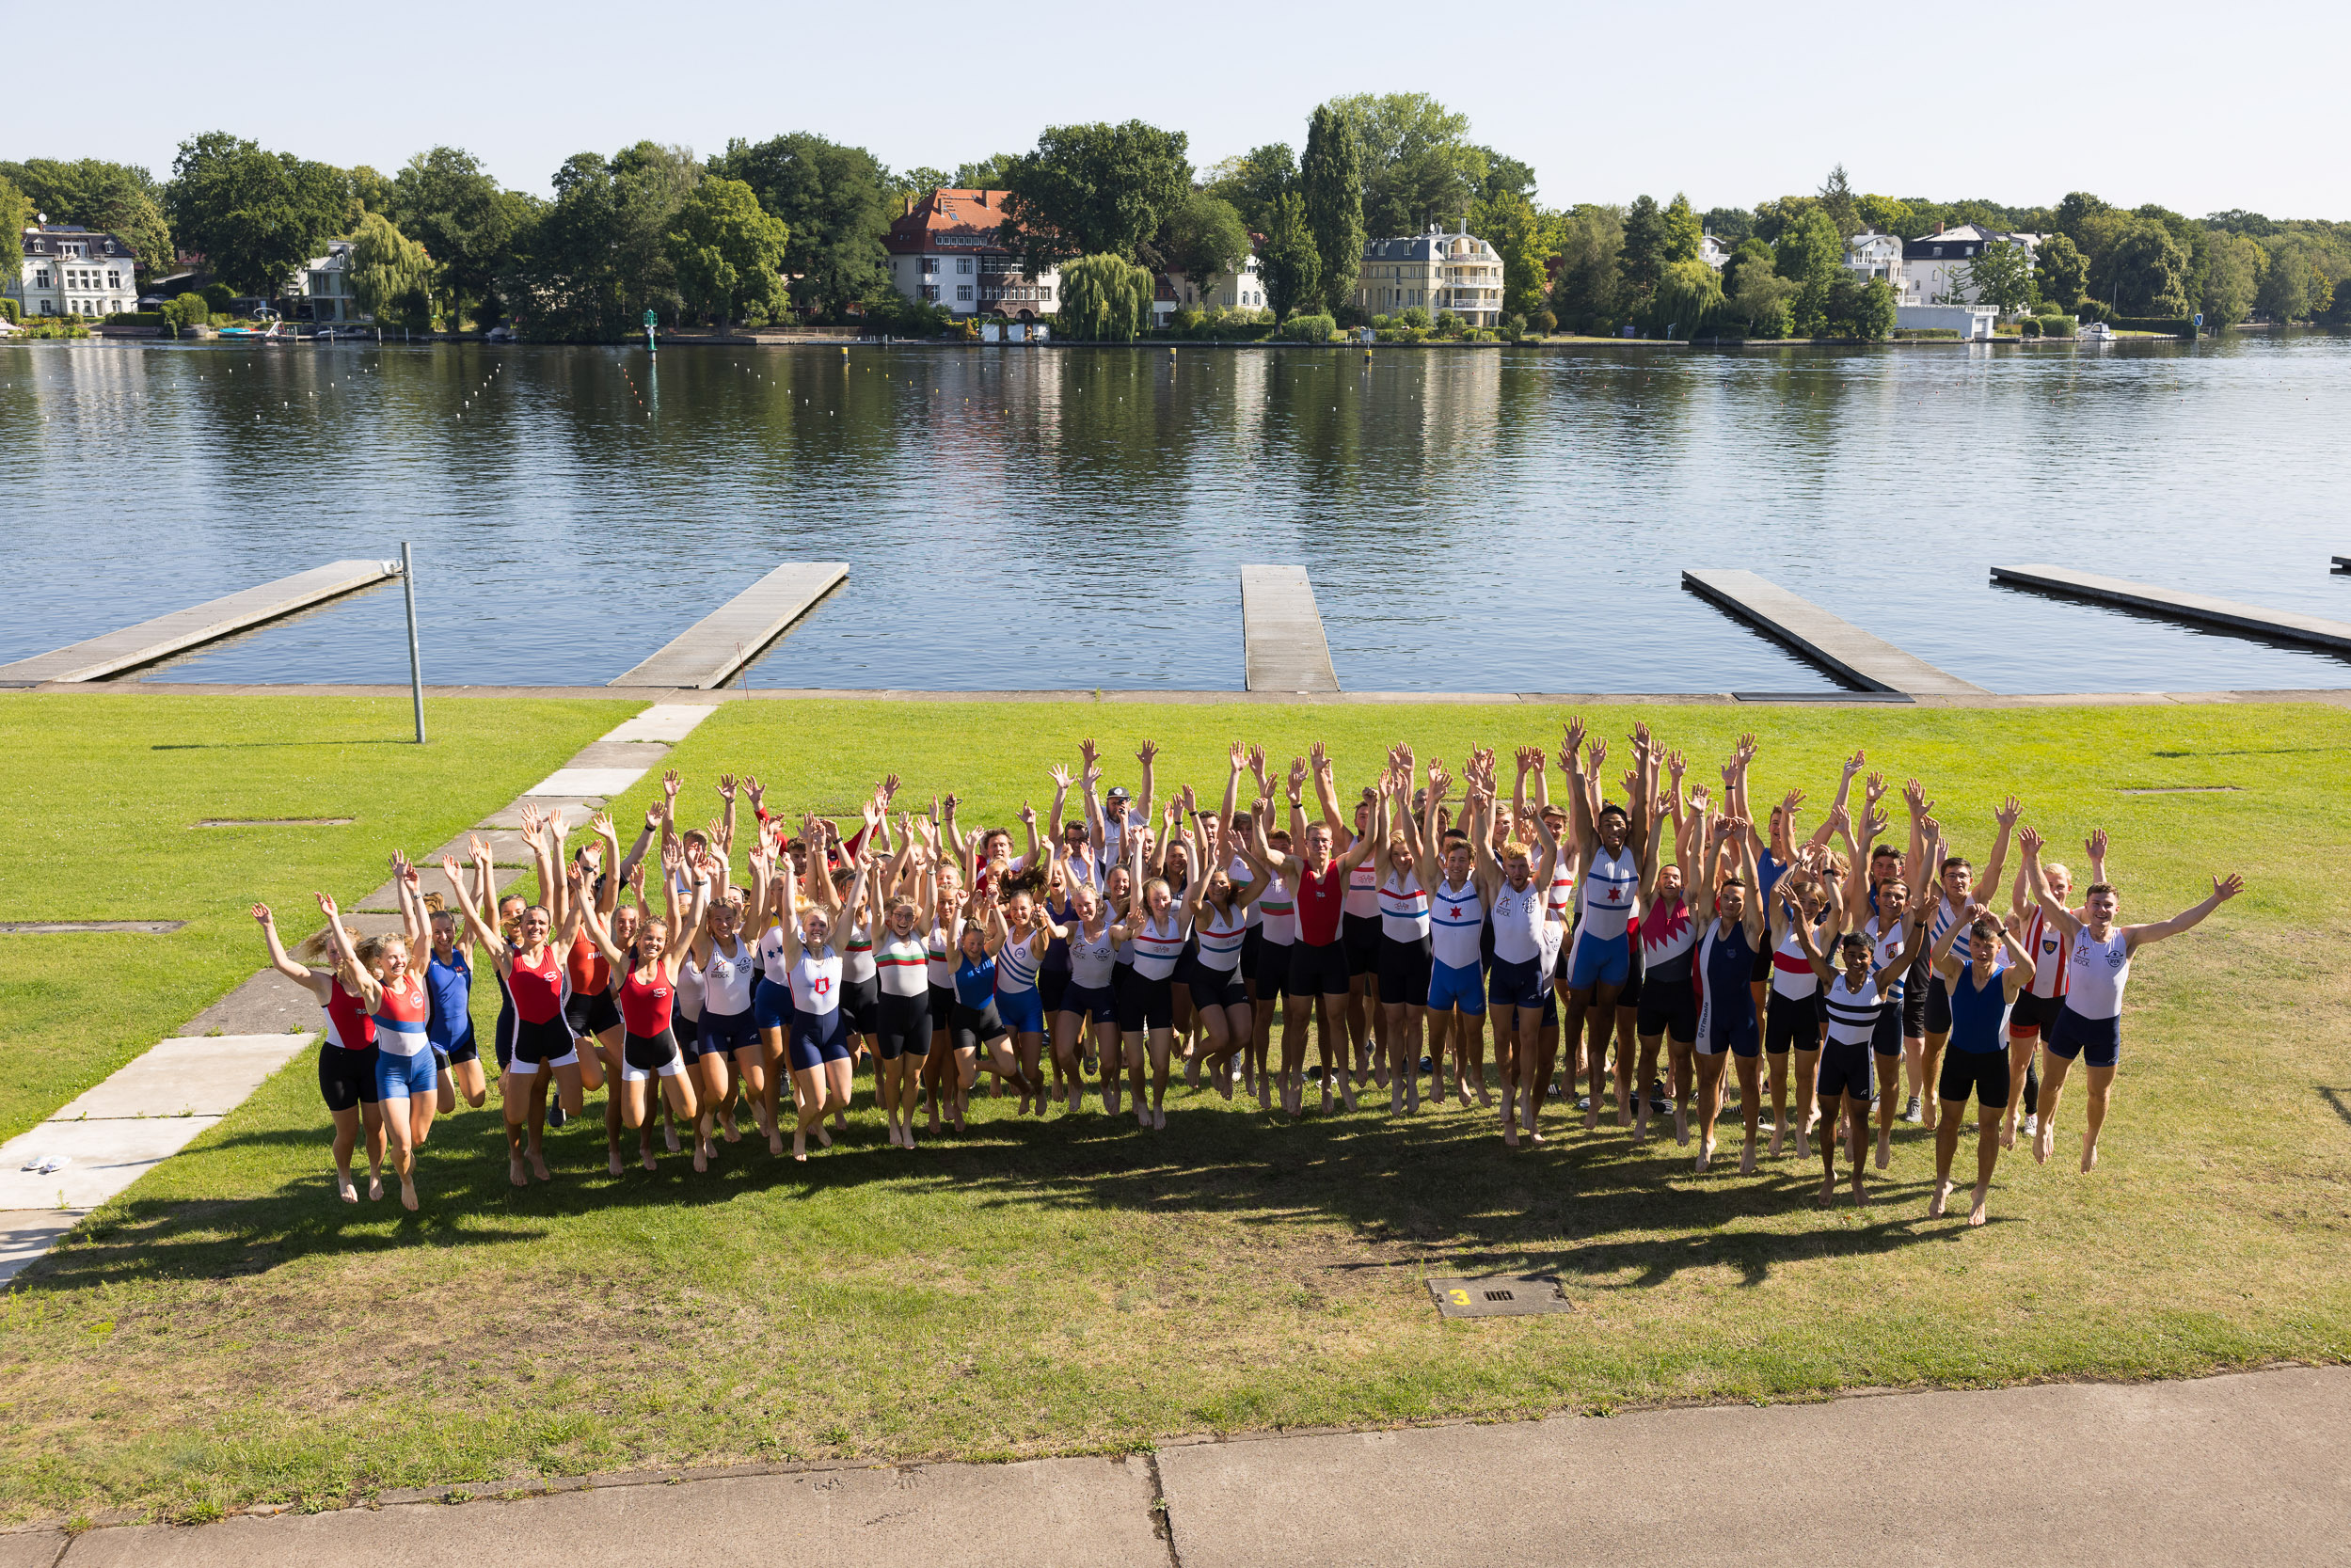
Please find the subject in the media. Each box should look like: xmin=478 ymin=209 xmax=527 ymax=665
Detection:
xmin=2021 ymin=1113 xmax=2038 ymax=1138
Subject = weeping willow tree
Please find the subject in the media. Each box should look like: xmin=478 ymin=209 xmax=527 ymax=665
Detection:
xmin=1652 ymin=256 xmax=1723 ymax=338
xmin=348 ymin=210 xmax=437 ymax=329
xmin=1056 ymin=253 xmax=1154 ymax=341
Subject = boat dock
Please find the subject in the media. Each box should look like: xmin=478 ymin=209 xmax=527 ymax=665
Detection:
xmin=0 ymin=560 xmax=399 ymax=685
xmin=1241 ymin=564 xmax=1341 ymax=693
xmin=609 ymin=563 xmax=849 ymax=689
xmin=1680 ymin=569 xmax=1988 ymax=697
xmin=1991 ymin=564 xmax=2351 ymax=657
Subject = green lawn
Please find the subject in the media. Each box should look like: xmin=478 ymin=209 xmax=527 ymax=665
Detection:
xmin=0 ymin=693 xmax=637 ymax=1143
xmin=2 ymin=697 xmax=2347 ymax=1526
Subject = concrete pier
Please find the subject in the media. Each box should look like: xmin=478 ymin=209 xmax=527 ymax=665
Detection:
xmin=1681 ymin=569 xmax=1990 ymax=696
xmin=0 ymin=560 xmax=399 ymax=685
xmin=1992 ymin=563 xmax=2351 ymax=656
xmin=609 ymin=563 xmax=848 ymax=689
xmin=1241 ymin=564 xmax=1341 ymax=693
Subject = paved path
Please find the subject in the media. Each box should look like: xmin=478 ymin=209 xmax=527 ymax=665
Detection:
xmin=2 ymin=1368 xmax=2339 ymax=1564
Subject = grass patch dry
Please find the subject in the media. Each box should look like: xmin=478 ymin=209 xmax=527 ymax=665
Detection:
xmin=2 ymin=697 xmax=2347 ymax=1523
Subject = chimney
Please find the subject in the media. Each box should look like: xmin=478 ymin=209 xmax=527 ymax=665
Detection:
xmin=1934 ymin=221 xmax=1944 ymax=235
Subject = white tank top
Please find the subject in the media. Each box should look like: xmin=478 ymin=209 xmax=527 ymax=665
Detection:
xmin=1491 ymin=879 xmax=1545 ymax=966
xmin=1771 ymin=922 xmax=1819 ymax=998
xmin=789 ymin=948 xmax=841 ymax=1017
xmin=925 ymin=918 xmax=958 ymax=989
xmin=1864 ymin=915 xmax=1911 ymax=1003
xmin=757 ymin=923 xmax=793 ymax=986
xmin=843 ymin=921 xmax=875 ymax=985
xmin=1196 ymin=902 xmax=1248 ymax=972
xmin=1256 ymin=871 xmax=1296 ymax=945
xmin=1821 ymin=973 xmax=1885 ymax=1047
xmin=1378 ymin=871 xmax=1429 ymax=942
xmin=1548 ymin=856 xmax=1577 ymax=922
xmin=1429 ymin=879 xmax=1485 ymax=970
xmin=701 ymin=936 xmax=756 ymax=1015
xmin=877 ymin=931 xmax=929 ymax=998
xmin=1580 ymin=846 xmax=1638 ymax=939
xmin=1228 ymin=854 xmax=1258 ymax=929
xmin=1343 ymin=858 xmax=1380 ymax=918
xmin=1538 ymin=909 xmax=1565 ymax=974
xmin=1068 ymin=921 xmax=1117 ymax=988
xmin=2064 ymin=927 xmax=2130 ymax=1020
xmin=2024 ymin=906 xmax=2070 ymax=1000
xmin=676 ymin=957 xmax=706 ymax=1022
xmin=1130 ymin=912 xmax=1185 ymax=979
xmin=997 ymin=930 xmax=1040 ymax=992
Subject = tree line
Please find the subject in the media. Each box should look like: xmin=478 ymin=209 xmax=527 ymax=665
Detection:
xmin=4 ymin=114 xmax=2346 ymax=341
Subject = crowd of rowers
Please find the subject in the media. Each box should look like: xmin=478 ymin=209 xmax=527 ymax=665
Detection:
xmin=252 ymin=723 xmax=2241 ymax=1224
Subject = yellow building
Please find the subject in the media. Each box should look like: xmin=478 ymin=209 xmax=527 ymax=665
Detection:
xmin=1354 ymin=222 xmax=1504 ymax=326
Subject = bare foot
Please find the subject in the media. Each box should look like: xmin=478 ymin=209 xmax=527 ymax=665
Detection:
xmin=528 ymin=1147 xmax=550 ymax=1180
xmin=336 ymin=1170 xmax=358 ymax=1203
xmin=792 ymin=1129 xmax=808 ymax=1162
xmin=1873 ymin=1131 xmax=1891 ymax=1172
xmin=607 ymin=1148 xmax=626 ymax=1177
xmin=1502 ymin=1119 xmax=1519 ymax=1148
xmin=2034 ymin=1123 xmax=2054 ymax=1164
xmin=691 ymin=1143 xmax=708 ymax=1174
xmin=1851 ymin=1171 xmax=1868 ymax=1205
xmin=1794 ymin=1128 xmax=1811 ymax=1161
xmin=368 ymin=1172 xmax=385 ymax=1201
xmin=1136 ymin=1103 xmax=1152 ymax=1130
xmin=768 ymin=1128 xmax=786 ymax=1156
xmin=1999 ymin=1119 xmax=2017 ymax=1152
xmin=2080 ymin=1136 xmax=2099 ymax=1174
xmin=1968 ymin=1186 xmax=1990 ymax=1226
xmin=1928 ymin=1180 xmax=1949 ymax=1218
xmin=1583 ymin=1107 xmax=1598 ymax=1132
xmin=1739 ymin=1141 xmax=1757 ymax=1177
xmin=1215 ymin=1072 xmax=1233 ymax=1103
xmin=640 ymin=1146 xmax=658 ymax=1172
xmin=721 ymin=1117 xmax=741 ymax=1144
xmin=1769 ymin=1123 xmax=1784 ymax=1158
xmin=1695 ymin=1135 xmax=1715 ymax=1173
xmin=816 ymin=1124 xmax=834 ymax=1149
xmin=1153 ymin=1105 xmax=1168 ymax=1131
xmin=1818 ymin=1176 xmax=1836 ymax=1207
xmin=1674 ymin=1106 xmax=1690 ymax=1147
xmin=662 ymin=1121 xmax=680 ymax=1153
xmin=399 ymin=1178 xmax=419 ymax=1212
xmin=507 ymin=1156 xmax=527 ymax=1189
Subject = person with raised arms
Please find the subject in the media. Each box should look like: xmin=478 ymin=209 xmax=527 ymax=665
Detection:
xmin=580 ymin=840 xmax=710 ymax=1171
xmin=313 ymin=850 xmax=435 ymax=1211
xmin=1108 ymin=816 xmax=1190 ymax=1129
xmin=1763 ymin=841 xmax=1843 ymax=1161
xmin=252 ymin=899 xmax=386 ymax=1202
xmin=1632 ymin=761 xmax=1704 ymax=1147
xmin=767 ymin=828 xmax=869 ymax=1161
xmin=2019 ymin=826 xmax=2242 ymax=1172
xmin=1372 ymin=757 xmax=1431 ymax=1116
xmin=1788 ymin=876 xmax=1930 ymax=1208
xmin=2002 ymin=828 xmax=2106 ymax=1151
xmin=1479 ymin=750 xmax=1563 ymax=1148
xmin=1690 ymin=812 xmax=1769 ymax=1175
xmin=1249 ymin=748 xmax=1381 ymax=1117
xmin=1560 ymin=722 xmax=1646 ymax=1132
xmin=1914 ymin=793 xmax=2022 ymax=1131
xmin=1180 ymin=757 xmax=1269 ymax=1101
xmin=1924 ymin=901 xmax=2035 ymax=1223
xmin=1407 ymin=756 xmax=1485 ymax=1115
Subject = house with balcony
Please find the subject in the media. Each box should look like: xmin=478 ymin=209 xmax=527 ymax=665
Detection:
xmin=1699 ymin=232 xmax=1731 ymax=271
xmin=1845 ymin=229 xmax=1902 ymax=284
xmin=290 ymin=240 xmax=365 ymax=323
xmin=7 ymin=221 xmax=139 ymax=319
xmin=883 ymin=188 xmax=1060 ymax=321
xmin=1355 ymin=222 xmax=1505 ymax=326
xmin=1899 ymin=222 xmax=2043 ymax=307
xmin=1152 ymin=245 xmax=1271 ymax=325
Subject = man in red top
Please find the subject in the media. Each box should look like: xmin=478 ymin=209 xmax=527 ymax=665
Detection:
xmin=1251 ymin=752 xmax=1379 ymax=1114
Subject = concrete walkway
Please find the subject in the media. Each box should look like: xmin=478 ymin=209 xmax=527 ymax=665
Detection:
xmin=3 ymin=1367 xmax=2339 ymax=1564
xmin=0 ymin=703 xmax=721 ymax=1288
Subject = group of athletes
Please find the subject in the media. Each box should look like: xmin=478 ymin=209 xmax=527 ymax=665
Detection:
xmin=251 ymin=722 xmax=2241 ymax=1226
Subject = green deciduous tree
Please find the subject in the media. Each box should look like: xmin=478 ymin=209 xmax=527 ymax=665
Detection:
xmin=1549 ymin=203 xmax=1624 ymax=329
xmin=666 ymin=176 xmax=789 ymax=330
xmin=1773 ymin=207 xmax=1844 ymax=335
xmin=1727 ymin=252 xmax=1798 ymax=338
xmin=954 ymin=153 xmax=1018 ymax=190
xmin=0 ymin=157 xmax=173 ymax=275
xmin=2110 ymin=224 xmax=2190 ymax=314
xmin=998 ymin=121 xmax=1191 ymax=270
xmin=501 ymin=145 xmax=699 ymax=341
xmin=165 ymin=133 xmax=349 ymax=298
xmin=1201 ymin=144 xmax=1295 ymax=234
xmin=708 ymin=133 xmax=894 ymax=316
xmin=1817 ymin=164 xmax=1859 ymax=237
xmin=2035 ymin=232 xmax=2089 ymax=310
xmin=1469 ymin=189 xmax=1549 ymax=321
xmin=389 ymin=148 xmax=530 ymax=334
xmin=1260 ymin=192 xmax=1322 ymax=321
xmin=1327 ymin=92 xmax=1486 ymax=238
xmin=1056 ymin=252 xmax=1154 ymax=341
xmin=1161 ymin=188 xmax=1251 ymax=303
xmin=1824 ymin=273 xmax=1895 ymax=339
xmin=2257 ymin=237 xmax=2313 ymax=322
xmin=2199 ymin=232 xmax=2262 ymax=329
xmin=1958 ymin=238 xmax=2037 ymax=314
xmin=0 ymin=176 xmax=27 ymax=261
xmin=1854 ymin=193 xmax=1915 ymax=239
xmin=348 ymin=210 xmax=437 ymax=330
xmin=892 ymin=166 xmax=954 ymax=207
xmin=1653 ymin=258 xmax=1722 ymax=337
xmin=1300 ymin=104 xmax=1365 ymax=316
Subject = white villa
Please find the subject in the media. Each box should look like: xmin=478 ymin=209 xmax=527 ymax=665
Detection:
xmin=7 ymin=222 xmax=138 ymax=318
xmin=1845 ymin=229 xmax=1903 ymax=284
xmin=1152 ymin=247 xmax=1271 ymax=325
xmin=290 ymin=239 xmax=365 ymax=323
xmin=882 ymin=188 xmax=1061 ymax=322
xmin=1900 ymin=223 xmax=2044 ymax=307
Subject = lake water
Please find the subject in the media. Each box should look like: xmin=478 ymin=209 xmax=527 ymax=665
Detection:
xmin=6 ymin=335 xmax=2347 ymax=693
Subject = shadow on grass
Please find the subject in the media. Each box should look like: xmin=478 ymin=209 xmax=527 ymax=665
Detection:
xmin=151 ymin=739 xmax=417 ymax=751
xmin=20 ymin=1079 xmax=1983 ymax=1297
xmin=2321 ymin=1087 xmax=2351 ymax=1130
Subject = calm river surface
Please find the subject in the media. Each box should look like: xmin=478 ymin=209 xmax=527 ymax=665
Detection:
xmin=6 ymin=335 xmax=2347 ymax=692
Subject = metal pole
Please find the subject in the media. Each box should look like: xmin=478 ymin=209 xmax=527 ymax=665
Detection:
xmin=401 ymin=541 xmax=425 ymax=743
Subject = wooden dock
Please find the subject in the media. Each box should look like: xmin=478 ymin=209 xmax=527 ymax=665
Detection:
xmin=609 ymin=562 xmax=849 ymax=689
xmin=1241 ymin=564 xmax=1341 ymax=693
xmin=0 ymin=559 xmax=399 ymax=685
xmin=1992 ymin=564 xmax=2351 ymax=656
xmin=1682 ymin=569 xmax=1990 ymax=697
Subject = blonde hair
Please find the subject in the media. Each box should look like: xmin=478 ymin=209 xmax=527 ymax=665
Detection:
xmin=1501 ymin=839 xmax=1533 ymax=864
xmin=355 ymin=932 xmax=409 ymax=969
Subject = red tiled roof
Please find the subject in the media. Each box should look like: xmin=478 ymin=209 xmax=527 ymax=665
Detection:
xmin=884 ymin=188 xmax=1016 ymax=256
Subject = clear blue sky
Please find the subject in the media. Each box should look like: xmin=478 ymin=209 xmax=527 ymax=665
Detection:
xmin=26 ymin=0 xmax=2347 ymax=220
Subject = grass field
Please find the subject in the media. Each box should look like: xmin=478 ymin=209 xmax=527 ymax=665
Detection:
xmin=3 ymin=696 xmax=2347 ymax=1526
xmin=0 ymin=693 xmax=636 ymax=1143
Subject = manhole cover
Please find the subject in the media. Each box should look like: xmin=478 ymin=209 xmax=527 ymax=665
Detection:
xmin=0 ymin=921 xmax=186 ymax=934
xmin=1426 ymin=1275 xmax=1572 ymax=1318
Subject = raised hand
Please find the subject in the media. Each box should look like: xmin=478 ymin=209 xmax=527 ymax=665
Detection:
xmin=2213 ymin=873 xmax=2244 ymax=901
xmin=1562 ymin=716 xmax=1586 ymax=761
xmin=439 ymin=854 xmax=463 ymax=879
xmin=1228 ymin=738 xmax=1247 ymax=771
xmin=1994 ymin=794 xmax=2023 ymax=831
xmin=882 ymin=773 xmax=901 ymax=802
xmin=1903 ymin=777 xmax=1928 ymax=815
xmin=2087 ymin=827 xmax=2108 ymax=862
xmin=1019 ymin=800 xmax=1039 ymax=827
xmin=1048 ymin=763 xmax=1072 ymax=791
xmin=1665 ymin=749 xmax=1685 ymax=783
xmin=1079 ymin=736 xmax=1099 ymax=769
xmin=2018 ymin=823 xmax=2042 ymax=857
xmin=661 ymin=768 xmax=681 ymax=801
xmin=1865 ymin=770 xmax=1888 ymax=807
xmin=1136 ymin=738 xmax=1159 ymax=768
xmin=1780 ymin=786 xmax=1805 ymax=818
xmin=716 ymin=773 xmax=738 ymax=802
xmin=469 ymin=833 xmax=491 ymax=862
xmin=518 ymin=803 xmax=542 ymax=838
xmin=744 ymin=775 xmax=764 ymax=810
xmin=590 ymin=810 xmax=615 ymax=840
xmin=1864 ymin=804 xmax=1889 ymax=840
xmin=1686 ymin=784 xmax=1711 ymax=814
xmin=1286 ymin=755 xmax=1310 ymax=792
xmin=251 ymin=902 xmax=273 ymax=926
xmin=1844 ymin=747 xmax=1867 ymax=779
xmin=315 ymin=892 xmax=340 ymax=917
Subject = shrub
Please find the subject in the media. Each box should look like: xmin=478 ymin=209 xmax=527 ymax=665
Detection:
xmin=1433 ymin=309 xmax=1465 ymax=337
xmin=1398 ymin=305 xmax=1432 ymax=329
xmin=104 ymin=310 xmax=164 ymax=326
xmin=1278 ymin=311 xmax=1336 ymax=343
xmin=0 ymin=298 xmax=18 ymax=323
xmin=200 ymin=282 xmax=236 ymax=314
xmin=1370 ymin=313 xmax=1391 ymax=330
xmin=2038 ymin=314 xmax=2075 ymax=338
xmin=2020 ymin=317 xmax=2041 ymax=337
xmin=2073 ymin=298 xmax=2112 ymax=325
xmin=2110 ymin=316 xmax=2197 ymax=337
xmin=1503 ymin=313 xmax=1529 ymax=341
xmin=160 ymin=295 xmax=211 ymax=333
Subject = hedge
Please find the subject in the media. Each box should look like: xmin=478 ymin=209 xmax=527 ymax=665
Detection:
xmin=2110 ymin=317 xmax=2196 ymax=337
xmin=1277 ymin=312 xmax=1337 ymax=343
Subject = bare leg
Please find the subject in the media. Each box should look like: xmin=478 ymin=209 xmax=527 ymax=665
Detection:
xmin=1970 ymin=1101 xmax=2001 ymax=1223
xmin=1633 ymin=1031 xmax=1665 ymax=1144
xmin=2000 ymin=1036 xmax=2035 ymax=1149
xmin=1920 ymin=1031 xmax=1948 ymax=1129
xmin=1317 ymin=994 xmax=1354 ymax=1112
xmin=1279 ymin=998 xmax=1311 ymax=1117
xmin=1693 ymin=1052 xmax=1726 ymax=1170
xmin=2036 ymin=1049 xmax=2073 ymax=1165
xmin=1734 ymin=1053 xmax=1761 ymax=1175
xmin=1930 ymin=1097 xmax=1967 ymax=1217
xmin=329 ymin=1105 xmax=362 ymax=1200
xmin=2080 ymin=1062 xmax=2117 ymax=1173
xmin=1874 ymin=1049 xmax=1903 ymax=1169
xmin=1667 ymin=1037 xmax=1694 ymax=1145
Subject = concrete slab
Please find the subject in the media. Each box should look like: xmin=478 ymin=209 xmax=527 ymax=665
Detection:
xmin=602 ymin=703 xmax=723 ymax=744
xmin=559 ymin=739 xmax=672 ymax=769
xmin=1240 ymin=563 xmax=1341 ymax=693
xmin=520 ymin=768 xmax=652 ymax=800
xmin=0 ymin=1116 xmax=221 ymax=1210
xmin=46 ymin=1036 xmax=313 ymax=1122
xmin=0 ymin=560 xmax=398 ymax=685
xmin=175 ymin=969 xmax=323 ymax=1038
xmin=1682 ymin=568 xmax=1991 ymax=696
xmin=56 ymin=1455 xmax=1161 ymax=1567
xmin=1993 ymin=562 xmax=2351 ymax=655
xmin=357 ymin=863 xmax=519 ymax=913
xmin=608 ymin=562 xmax=850 ymax=689
xmin=0 ymin=1209 xmax=86 ymax=1287
xmin=1155 ymin=1367 xmax=2351 ymax=1568
xmin=477 ymin=798 xmax=608 ymax=831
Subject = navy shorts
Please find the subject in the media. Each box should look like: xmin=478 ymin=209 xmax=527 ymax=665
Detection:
xmin=1702 ymin=1007 xmax=1760 ymax=1059
xmin=1287 ymin=941 xmax=1350 ymax=999
xmin=1872 ymin=1007 xmax=1905 ymax=1058
xmin=1487 ymin=956 xmax=1545 ymax=1012
xmin=753 ymin=975 xmax=795 ymax=1033
xmin=2045 ymin=1006 xmax=2121 ymax=1068
xmin=699 ymin=1006 xmax=760 ymax=1057
xmin=437 ymin=1026 xmax=479 ymax=1067
xmin=1939 ymin=1047 xmax=2009 ymax=1108
xmin=1816 ymin=1038 xmax=1875 ymax=1101
xmin=1378 ymin=936 xmax=1431 ymax=1006
xmin=318 ymin=1042 xmax=380 ymax=1111
xmin=876 ymin=990 xmax=930 ymax=1060
xmin=1342 ymin=913 xmax=1381 ymax=978
xmin=1118 ymin=972 xmax=1176 ymax=1033
xmin=788 ymin=1008 xmax=851 ymax=1072
xmin=1636 ymin=975 xmax=1698 ymax=1044
xmin=1765 ymin=989 xmax=1823 ymax=1055
xmin=1189 ymin=967 xmax=1247 ymax=1011
xmin=1060 ymin=980 xmax=1117 ymax=1025
xmin=1925 ymin=973 xmax=1954 ymax=1037
xmin=1427 ymin=957 xmax=1485 ymax=1015
xmin=1039 ymin=966 xmax=1071 ymax=1017
xmin=2008 ymin=990 xmax=2062 ymax=1038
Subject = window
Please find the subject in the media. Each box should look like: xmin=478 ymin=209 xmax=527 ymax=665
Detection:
xmin=922 ymin=256 xmax=939 ymax=274
xmin=34 ymin=268 xmax=51 ymax=288
xmin=1040 ymin=286 xmax=1053 ymax=302
xmin=40 ymin=299 xmax=54 ymax=314
xmin=956 ymin=283 xmax=973 ymax=301
xmin=957 ymin=257 xmax=973 ymax=274
xmin=919 ymin=284 xmax=940 ymax=301
xmin=107 ymin=270 xmax=120 ymax=289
